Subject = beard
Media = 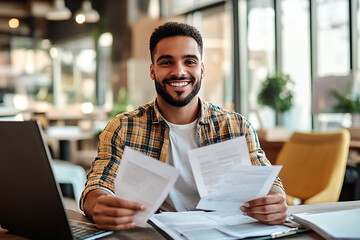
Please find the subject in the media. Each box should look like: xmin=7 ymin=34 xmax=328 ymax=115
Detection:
xmin=154 ymin=75 xmax=202 ymax=107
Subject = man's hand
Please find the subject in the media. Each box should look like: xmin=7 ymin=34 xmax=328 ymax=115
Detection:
xmin=83 ymin=189 xmax=146 ymax=231
xmin=240 ymin=185 xmax=288 ymax=225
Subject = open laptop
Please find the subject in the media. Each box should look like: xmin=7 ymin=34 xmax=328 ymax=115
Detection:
xmin=0 ymin=120 xmax=113 ymax=240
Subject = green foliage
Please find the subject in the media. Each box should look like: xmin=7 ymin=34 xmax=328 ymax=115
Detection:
xmin=330 ymin=89 xmax=360 ymax=113
xmin=257 ymin=72 xmax=294 ymax=114
xmin=110 ymin=88 xmax=134 ymax=118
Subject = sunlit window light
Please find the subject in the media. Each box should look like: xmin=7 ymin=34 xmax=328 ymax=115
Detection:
xmin=13 ymin=95 xmax=28 ymax=111
xmin=9 ymin=18 xmax=19 ymax=28
xmin=99 ymin=32 xmax=113 ymax=47
xmin=81 ymin=102 xmax=94 ymax=114
xmin=50 ymin=47 xmax=59 ymax=59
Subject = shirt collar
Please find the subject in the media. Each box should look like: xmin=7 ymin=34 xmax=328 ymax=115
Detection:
xmin=152 ymin=97 xmax=208 ymax=125
xmin=198 ymin=98 xmax=207 ymax=125
xmin=152 ymin=99 xmax=164 ymax=123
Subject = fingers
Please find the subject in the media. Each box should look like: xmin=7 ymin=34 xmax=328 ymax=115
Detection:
xmin=242 ymin=209 xmax=288 ymax=224
xmin=92 ymin=195 xmax=146 ymax=231
xmin=93 ymin=215 xmax=136 ymax=231
xmin=241 ymin=193 xmax=288 ymax=225
xmin=97 ymin=195 xmax=146 ymax=210
xmin=247 ymin=192 xmax=286 ymax=207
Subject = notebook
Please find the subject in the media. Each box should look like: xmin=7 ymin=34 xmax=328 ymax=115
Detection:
xmin=0 ymin=120 xmax=113 ymax=240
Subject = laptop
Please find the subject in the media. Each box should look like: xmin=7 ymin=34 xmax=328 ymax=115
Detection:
xmin=0 ymin=120 xmax=113 ymax=240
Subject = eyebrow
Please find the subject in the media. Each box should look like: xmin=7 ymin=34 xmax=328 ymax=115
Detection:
xmin=156 ymin=54 xmax=199 ymax=63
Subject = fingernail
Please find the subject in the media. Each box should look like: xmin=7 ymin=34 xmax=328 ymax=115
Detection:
xmin=244 ymin=202 xmax=249 ymax=207
xmin=131 ymin=222 xmax=137 ymax=227
xmin=140 ymin=204 xmax=146 ymax=210
xmin=242 ymin=212 xmax=248 ymax=216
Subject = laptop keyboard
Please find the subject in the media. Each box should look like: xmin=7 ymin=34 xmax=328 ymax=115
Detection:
xmin=70 ymin=220 xmax=113 ymax=240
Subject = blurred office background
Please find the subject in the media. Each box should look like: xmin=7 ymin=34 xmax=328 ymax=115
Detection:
xmin=1 ymin=0 xmax=360 ymax=206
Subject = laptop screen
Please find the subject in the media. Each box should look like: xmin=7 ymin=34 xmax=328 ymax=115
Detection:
xmin=0 ymin=120 xmax=74 ymax=240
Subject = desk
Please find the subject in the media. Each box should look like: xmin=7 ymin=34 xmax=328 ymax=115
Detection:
xmin=1 ymin=201 xmax=359 ymax=240
xmin=46 ymin=126 xmax=94 ymax=162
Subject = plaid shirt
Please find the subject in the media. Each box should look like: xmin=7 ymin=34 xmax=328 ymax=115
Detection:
xmin=80 ymin=98 xmax=283 ymax=209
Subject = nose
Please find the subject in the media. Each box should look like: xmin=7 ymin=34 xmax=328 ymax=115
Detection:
xmin=170 ymin=62 xmax=187 ymax=78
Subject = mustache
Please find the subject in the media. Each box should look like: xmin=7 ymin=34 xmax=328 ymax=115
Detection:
xmin=163 ymin=76 xmax=195 ymax=83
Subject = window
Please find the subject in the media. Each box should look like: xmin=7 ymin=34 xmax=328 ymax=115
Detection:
xmin=247 ymin=0 xmax=276 ymax=129
xmin=189 ymin=4 xmax=233 ymax=109
xmin=280 ymin=0 xmax=311 ymax=132
xmin=51 ymin=37 xmax=96 ymax=108
xmin=316 ymin=0 xmax=350 ymax=77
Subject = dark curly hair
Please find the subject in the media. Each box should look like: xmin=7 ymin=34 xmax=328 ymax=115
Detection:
xmin=149 ymin=22 xmax=203 ymax=63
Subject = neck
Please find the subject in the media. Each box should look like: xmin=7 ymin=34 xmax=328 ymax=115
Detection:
xmin=156 ymin=96 xmax=200 ymax=124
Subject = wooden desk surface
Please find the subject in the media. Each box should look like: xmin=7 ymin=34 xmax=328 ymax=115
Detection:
xmin=1 ymin=201 xmax=359 ymax=240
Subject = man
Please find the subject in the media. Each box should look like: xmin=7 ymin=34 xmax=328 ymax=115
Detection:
xmin=80 ymin=22 xmax=287 ymax=231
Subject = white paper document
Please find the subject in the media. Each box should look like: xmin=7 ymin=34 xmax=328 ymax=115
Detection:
xmin=150 ymin=211 xmax=292 ymax=240
xmin=188 ymin=136 xmax=252 ymax=197
xmin=114 ymin=147 xmax=180 ymax=227
xmin=188 ymin=136 xmax=281 ymax=211
xmin=292 ymin=208 xmax=360 ymax=240
xmin=197 ymin=165 xmax=282 ymax=211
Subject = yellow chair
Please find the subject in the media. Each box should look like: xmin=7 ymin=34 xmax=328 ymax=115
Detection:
xmin=275 ymin=129 xmax=350 ymax=205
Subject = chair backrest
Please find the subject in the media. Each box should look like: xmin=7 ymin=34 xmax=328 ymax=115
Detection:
xmin=275 ymin=129 xmax=350 ymax=204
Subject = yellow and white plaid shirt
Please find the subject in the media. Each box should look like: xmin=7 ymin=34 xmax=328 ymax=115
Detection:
xmin=80 ymin=98 xmax=283 ymax=209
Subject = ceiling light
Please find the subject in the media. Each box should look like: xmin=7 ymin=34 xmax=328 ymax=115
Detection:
xmin=9 ymin=18 xmax=20 ymax=28
xmin=46 ymin=0 xmax=71 ymax=21
xmin=75 ymin=14 xmax=86 ymax=24
xmin=75 ymin=0 xmax=99 ymax=23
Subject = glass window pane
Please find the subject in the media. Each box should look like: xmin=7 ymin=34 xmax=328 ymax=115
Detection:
xmin=281 ymin=0 xmax=311 ymax=132
xmin=162 ymin=0 xmax=196 ymax=15
xmin=247 ymin=0 xmax=276 ymax=129
xmin=197 ymin=5 xmax=233 ymax=109
xmin=317 ymin=0 xmax=350 ymax=77
xmin=10 ymin=37 xmax=52 ymax=109
xmin=53 ymin=37 xmax=96 ymax=107
xmin=358 ymin=0 xmax=360 ymax=70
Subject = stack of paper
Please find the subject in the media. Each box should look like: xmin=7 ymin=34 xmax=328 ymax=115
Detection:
xmin=150 ymin=211 xmax=293 ymax=240
xmin=188 ymin=136 xmax=282 ymax=212
xmin=292 ymin=208 xmax=360 ymax=240
xmin=114 ymin=136 xmax=284 ymax=237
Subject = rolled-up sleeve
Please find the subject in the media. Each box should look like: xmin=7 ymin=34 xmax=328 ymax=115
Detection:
xmin=79 ymin=118 xmax=124 ymax=210
xmin=243 ymin=119 xmax=284 ymax=191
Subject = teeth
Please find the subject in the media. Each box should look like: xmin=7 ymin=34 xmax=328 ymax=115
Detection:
xmin=169 ymin=82 xmax=189 ymax=87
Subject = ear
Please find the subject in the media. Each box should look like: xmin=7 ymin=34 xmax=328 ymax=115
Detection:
xmin=150 ymin=64 xmax=155 ymax=80
xmin=201 ymin=63 xmax=205 ymax=79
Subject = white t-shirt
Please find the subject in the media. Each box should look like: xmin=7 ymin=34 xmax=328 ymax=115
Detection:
xmin=162 ymin=118 xmax=200 ymax=212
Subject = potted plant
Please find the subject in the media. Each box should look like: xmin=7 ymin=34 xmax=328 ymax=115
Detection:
xmin=330 ymin=88 xmax=360 ymax=127
xmin=330 ymin=89 xmax=360 ymax=114
xmin=257 ymin=72 xmax=294 ymax=125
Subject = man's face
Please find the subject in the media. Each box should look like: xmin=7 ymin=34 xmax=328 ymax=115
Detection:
xmin=150 ymin=36 xmax=204 ymax=107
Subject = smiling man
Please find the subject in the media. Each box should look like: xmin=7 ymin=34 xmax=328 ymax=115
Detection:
xmin=80 ymin=22 xmax=287 ymax=231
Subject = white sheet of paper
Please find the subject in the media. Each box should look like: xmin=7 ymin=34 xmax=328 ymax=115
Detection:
xmin=205 ymin=210 xmax=257 ymax=225
xmin=292 ymin=209 xmax=360 ymax=239
xmin=150 ymin=211 xmax=292 ymax=240
xmin=188 ymin=136 xmax=251 ymax=197
xmin=114 ymin=147 xmax=179 ymax=227
xmin=196 ymin=165 xmax=282 ymax=212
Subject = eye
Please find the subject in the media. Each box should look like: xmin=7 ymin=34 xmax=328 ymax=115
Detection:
xmin=185 ymin=59 xmax=197 ymax=65
xmin=159 ymin=60 xmax=172 ymax=65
